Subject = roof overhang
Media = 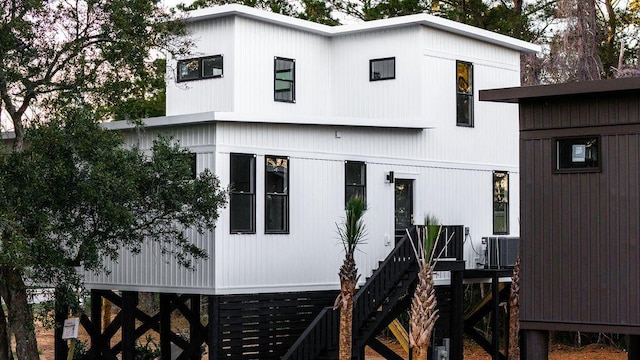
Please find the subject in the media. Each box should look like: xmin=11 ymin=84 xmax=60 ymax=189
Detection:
xmin=480 ymin=77 xmax=640 ymax=103
xmin=103 ymin=111 xmax=431 ymax=130
xmin=185 ymin=4 xmax=540 ymax=54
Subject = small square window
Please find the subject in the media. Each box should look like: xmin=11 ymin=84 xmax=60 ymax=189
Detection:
xmin=202 ymin=55 xmax=223 ymax=78
xmin=274 ymin=57 xmax=295 ymax=103
xmin=177 ymin=59 xmax=200 ymax=82
xmin=370 ymin=57 xmax=395 ymax=81
xmin=556 ymin=137 xmax=600 ymax=172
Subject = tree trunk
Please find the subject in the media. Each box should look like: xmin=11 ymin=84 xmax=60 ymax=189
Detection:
xmin=338 ymin=278 xmax=355 ymax=360
xmin=411 ymin=346 xmax=428 ymax=359
xmin=0 ymin=268 xmax=40 ymax=360
xmin=0 ymin=297 xmax=11 ymax=360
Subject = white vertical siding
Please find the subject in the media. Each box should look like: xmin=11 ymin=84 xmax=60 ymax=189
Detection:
xmin=166 ymin=17 xmax=235 ymax=116
xmin=232 ymin=16 xmax=332 ymax=118
xmin=330 ymin=27 xmax=424 ymax=123
xmin=83 ymin=124 xmax=218 ymax=293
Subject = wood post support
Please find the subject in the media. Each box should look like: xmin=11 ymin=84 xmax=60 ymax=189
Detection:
xmin=54 ymin=288 xmax=70 ymax=360
xmin=450 ymin=269 xmax=464 ymax=360
xmin=121 ymin=291 xmax=138 ymax=360
xmin=629 ymin=335 xmax=640 ymax=360
xmin=522 ymin=330 xmax=548 ymax=360
xmin=208 ymin=296 xmax=219 ymax=360
xmin=160 ymin=293 xmax=172 ymax=359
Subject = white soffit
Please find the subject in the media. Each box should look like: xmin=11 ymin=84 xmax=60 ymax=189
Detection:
xmin=102 ymin=112 xmax=431 ymax=130
xmin=185 ymin=4 xmax=540 ymax=54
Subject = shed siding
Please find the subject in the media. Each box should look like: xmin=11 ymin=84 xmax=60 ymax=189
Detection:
xmin=520 ymin=95 xmax=640 ymax=330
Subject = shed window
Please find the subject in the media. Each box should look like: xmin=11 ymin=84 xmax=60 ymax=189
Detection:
xmin=274 ymin=57 xmax=295 ymax=103
xmin=265 ymin=156 xmax=289 ymax=233
xmin=456 ymin=61 xmax=474 ymax=127
xmin=345 ymin=161 xmax=366 ymax=205
xmin=556 ymin=137 xmax=600 ymax=172
xmin=177 ymin=55 xmax=223 ymax=82
xmin=370 ymin=57 xmax=395 ymax=81
xmin=230 ymin=153 xmax=256 ymax=234
xmin=493 ymin=171 xmax=509 ymax=234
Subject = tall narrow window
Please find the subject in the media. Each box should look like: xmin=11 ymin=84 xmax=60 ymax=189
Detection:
xmin=265 ymin=156 xmax=289 ymax=233
xmin=230 ymin=154 xmax=256 ymax=234
xmin=456 ymin=61 xmax=474 ymax=127
xmin=274 ymin=57 xmax=295 ymax=103
xmin=345 ymin=161 xmax=366 ymax=205
xmin=493 ymin=171 xmax=509 ymax=234
xmin=370 ymin=57 xmax=395 ymax=81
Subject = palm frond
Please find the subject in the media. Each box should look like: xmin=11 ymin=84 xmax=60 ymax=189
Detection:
xmin=336 ymin=196 xmax=367 ymax=255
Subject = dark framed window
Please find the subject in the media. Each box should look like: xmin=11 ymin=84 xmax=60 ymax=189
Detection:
xmin=345 ymin=161 xmax=366 ymax=205
xmin=555 ymin=136 xmax=600 ymax=172
xmin=493 ymin=171 xmax=509 ymax=234
xmin=274 ymin=57 xmax=295 ymax=103
xmin=177 ymin=55 xmax=223 ymax=82
xmin=456 ymin=61 xmax=474 ymax=127
xmin=185 ymin=152 xmax=197 ymax=179
xmin=265 ymin=155 xmax=289 ymax=233
xmin=230 ymin=153 xmax=256 ymax=234
xmin=370 ymin=57 xmax=395 ymax=81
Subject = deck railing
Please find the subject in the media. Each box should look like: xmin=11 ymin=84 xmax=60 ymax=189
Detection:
xmin=282 ymin=226 xmax=420 ymax=360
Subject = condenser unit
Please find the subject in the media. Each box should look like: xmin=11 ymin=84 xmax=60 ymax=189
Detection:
xmin=483 ymin=237 xmax=519 ymax=269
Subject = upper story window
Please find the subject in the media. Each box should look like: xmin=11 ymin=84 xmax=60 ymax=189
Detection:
xmin=265 ymin=156 xmax=289 ymax=233
xmin=556 ymin=136 xmax=600 ymax=172
xmin=493 ymin=171 xmax=509 ymax=234
xmin=345 ymin=161 xmax=366 ymax=205
xmin=274 ymin=57 xmax=295 ymax=103
xmin=230 ymin=153 xmax=256 ymax=234
xmin=177 ymin=55 xmax=223 ymax=82
xmin=456 ymin=61 xmax=474 ymax=127
xmin=370 ymin=57 xmax=395 ymax=81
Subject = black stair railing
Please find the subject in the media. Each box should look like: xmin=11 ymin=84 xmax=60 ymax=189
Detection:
xmin=282 ymin=226 xmax=421 ymax=360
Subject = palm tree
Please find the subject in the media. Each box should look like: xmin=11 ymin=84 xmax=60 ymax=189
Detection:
xmin=334 ymin=197 xmax=366 ymax=360
xmin=408 ymin=223 xmax=442 ymax=359
xmin=509 ymin=256 xmax=521 ymax=360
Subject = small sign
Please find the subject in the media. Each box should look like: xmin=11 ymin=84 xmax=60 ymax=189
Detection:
xmin=572 ymin=144 xmax=586 ymax=162
xmin=62 ymin=318 xmax=80 ymax=340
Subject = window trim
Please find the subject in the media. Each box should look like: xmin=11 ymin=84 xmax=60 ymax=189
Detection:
xmin=345 ymin=161 xmax=366 ymax=206
xmin=265 ymin=155 xmax=290 ymax=234
xmin=554 ymin=136 xmax=602 ymax=173
xmin=274 ymin=57 xmax=296 ymax=103
xmin=456 ymin=60 xmax=474 ymax=127
xmin=369 ymin=57 xmax=396 ymax=81
xmin=176 ymin=54 xmax=224 ymax=82
xmin=492 ymin=171 xmax=509 ymax=235
xmin=230 ymin=153 xmax=256 ymax=234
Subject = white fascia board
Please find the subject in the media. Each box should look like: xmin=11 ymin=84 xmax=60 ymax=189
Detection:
xmin=184 ymin=4 xmax=540 ymax=54
xmin=103 ymin=111 xmax=430 ymax=130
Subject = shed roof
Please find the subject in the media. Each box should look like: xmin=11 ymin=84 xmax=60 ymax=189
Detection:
xmin=186 ymin=4 xmax=540 ymax=53
xmin=480 ymin=77 xmax=640 ymax=103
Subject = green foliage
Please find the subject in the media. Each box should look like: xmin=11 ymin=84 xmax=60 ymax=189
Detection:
xmin=0 ymin=108 xmax=227 ymax=288
xmin=337 ymin=196 xmax=367 ymax=255
xmin=423 ymin=214 xmax=440 ymax=259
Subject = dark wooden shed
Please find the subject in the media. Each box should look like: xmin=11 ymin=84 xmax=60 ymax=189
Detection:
xmin=480 ymin=77 xmax=640 ymax=359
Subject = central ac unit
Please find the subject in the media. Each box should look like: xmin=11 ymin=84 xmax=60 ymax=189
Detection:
xmin=483 ymin=237 xmax=519 ymax=269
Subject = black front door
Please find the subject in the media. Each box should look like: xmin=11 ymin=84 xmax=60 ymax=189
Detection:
xmin=394 ymin=179 xmax=414 ymax=243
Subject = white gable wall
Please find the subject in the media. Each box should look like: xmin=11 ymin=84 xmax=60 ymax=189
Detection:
xmin=232 ymin=17 xmax=332 ymax=119
xmin=329 ymin=27 xmax=424 ymax=123
xmin=166 ymin=17 xmax=235 ymax=116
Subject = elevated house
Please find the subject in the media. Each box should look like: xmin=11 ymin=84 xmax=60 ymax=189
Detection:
xmin=481 ymin=77 xmax=640 ymax=360
xmin=75 ymin=4 xmax=539 ymax=359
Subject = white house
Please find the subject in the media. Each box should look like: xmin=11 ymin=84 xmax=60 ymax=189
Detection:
xmin=79 ymin=5 xmax=538 ymax=359
xmin=86 ymin=4 xmax=537 ymax=295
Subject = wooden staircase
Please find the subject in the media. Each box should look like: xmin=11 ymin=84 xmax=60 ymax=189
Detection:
xmin=282 ymin=226 xmax=421 ymax=360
